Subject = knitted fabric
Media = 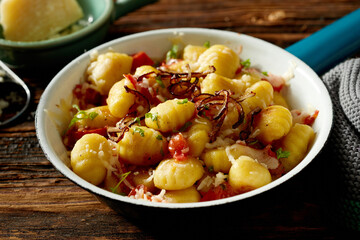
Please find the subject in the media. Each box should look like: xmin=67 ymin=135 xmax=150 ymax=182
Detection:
xmin=322 ymin=58 xmax=360 ymax=231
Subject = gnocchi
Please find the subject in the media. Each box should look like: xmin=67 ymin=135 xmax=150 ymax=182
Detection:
xmin=64 ymin=42 xmax=318 ymax=203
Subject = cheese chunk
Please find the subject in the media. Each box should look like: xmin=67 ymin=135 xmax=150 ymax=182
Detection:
xmin=0 ymin=0 xmax=84 ymax=41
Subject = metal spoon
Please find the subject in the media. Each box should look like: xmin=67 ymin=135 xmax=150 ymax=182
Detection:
xmin=0 ymin=60 xmax=30 ymax=127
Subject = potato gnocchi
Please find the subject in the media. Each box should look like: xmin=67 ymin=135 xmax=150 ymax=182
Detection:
xmin=63 ymin=42 xmax=318 ymax=203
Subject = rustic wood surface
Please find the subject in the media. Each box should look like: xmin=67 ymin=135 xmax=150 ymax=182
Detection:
xmin=1 ymin=0 xmax=360 ymax=239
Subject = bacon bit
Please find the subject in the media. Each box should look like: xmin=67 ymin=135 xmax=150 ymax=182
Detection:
xmin=168 ymin=133 xmax=189 ymax=161
xmin=304 ymin=110 xmax=319 ymax=126
xmin=193 ymin=90 xmax=244 ymax=142
xmin=73 ymin=84 xmax=103 ymax=109
xmin=265 ymin=73 xmax=286 ymax=92
xmin=291 ymin=109 xmax=319 ymax=126
xmin=230 ymin=142 xmax=280 ymax=170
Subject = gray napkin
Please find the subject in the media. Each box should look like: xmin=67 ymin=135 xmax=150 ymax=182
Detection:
xmin=322 ymin=58 xmax=360 ymax=231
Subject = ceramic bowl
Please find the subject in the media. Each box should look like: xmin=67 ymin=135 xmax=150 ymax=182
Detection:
xmin=0 ymin=0 xmax=112 ymax=71
xmin=35 ymin=28 xmax=333 ymax=221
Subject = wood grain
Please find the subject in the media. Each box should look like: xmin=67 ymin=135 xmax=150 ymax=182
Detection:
xmin=1 ymin=0 xmax=360 ymax=239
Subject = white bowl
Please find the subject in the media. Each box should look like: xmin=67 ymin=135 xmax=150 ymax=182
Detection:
xmin=35 ymin=28 xmax=333 ymax=219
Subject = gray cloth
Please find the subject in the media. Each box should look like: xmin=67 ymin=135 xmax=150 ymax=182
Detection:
xmin=322 ymin=58 xmax=360 ymax=230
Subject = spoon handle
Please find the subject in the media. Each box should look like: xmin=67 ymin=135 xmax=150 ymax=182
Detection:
xmin=113 ymin=0 xmax=157 ymax=20
xmin=286 ymin=8 xmax=360 ymax=75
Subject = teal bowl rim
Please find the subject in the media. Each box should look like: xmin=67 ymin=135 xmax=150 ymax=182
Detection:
xmin=0 ymin=0 xmax=113 ymax=50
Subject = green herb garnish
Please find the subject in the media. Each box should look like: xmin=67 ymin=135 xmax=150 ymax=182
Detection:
xmin=203 ymin=40 xmax=210 ymax=48
xmin=241 ymin=59 xmax=251 ymax=69
xmin=110 ymin=171 xmax=131 ymax=194
xmin=262 ymin=71 xmax=268 ymax=76
xmin=156 ymin=134 xmax=163 ymax=140
xmin=68 ymin=104 xmax=98 ymax=128
xmin=276 ymin=148 xmax=290 ymax=159
xmin=179 ymin=121 xmax=192 ymax=132
xmin=166 ymin=44 xmax=179 ymax=62
xmin=133 ymin=127 xmax=145 ymax=137
xmin=134 ymin=117 xmax=141 ymax=125
xmin=177 ymin=98 xmax=189 ymax=104
xmin=155 ymin=76 xmax=165 ymax=88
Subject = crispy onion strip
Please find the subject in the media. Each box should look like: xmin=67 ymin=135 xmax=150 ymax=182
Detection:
xmin=193 ymin=90 xmax=244 ymax=142
xmin=124 ymin=85 xmax=150 ymax=116
xmin=107 ymin=116 xmax=141 ymax=143
xmin=239 ymin=106 xmax=262 ymax=141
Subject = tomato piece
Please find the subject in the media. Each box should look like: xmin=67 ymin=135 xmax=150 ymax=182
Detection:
xmin=64 ymin=127 xmax=108 ymax=149
xmin=168 ymin=133 xmax=189 ymax=161
xmin=200 ymin=182 xmax=236 ymax=202
xmin=131 ymin=51 xmax=154 ymax=72
xmin=304 ymin=110 xmax=319 ymax=126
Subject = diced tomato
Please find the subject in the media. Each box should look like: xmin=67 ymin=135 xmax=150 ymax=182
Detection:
xmin=64 ymin=127 xmax=108 ymax=149
xmin=235 ymin=65 xmax=243 ymax=75
xmin=304 ymin=110 xmax=319 ymax=126
xmin=200 ymin=182 xmax=237 ymax=202
xmin=131 ymin=51 xmax=154 ymax=72
xmin=168 ymin=133 xmax=189 ymax=161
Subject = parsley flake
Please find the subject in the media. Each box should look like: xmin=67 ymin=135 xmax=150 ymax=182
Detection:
xmin=166 ymin=44 xmax=179 ymax=62
xmin=177 ymin=98 xmax=189 ymax=104
xmin=110 ymin=171 xmax=131 ymax=194
xmin=68 ymin=104 xmax=98 ymax=128
xmin=203 ymin=40 xmax=210 ymax=48
xmin=241 ymin=59 xmax=251 ymax=69
xmin=133 ymin=127 xmax=145 ymax=137
xmin=155 ymin=76 xmax=165 ymax=88
xmin=276 ymin=148 xmax=290 ymax=159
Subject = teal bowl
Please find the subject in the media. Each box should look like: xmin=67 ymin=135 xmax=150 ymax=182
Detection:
xmin=0 ymin=0 xmax=155 ymax=72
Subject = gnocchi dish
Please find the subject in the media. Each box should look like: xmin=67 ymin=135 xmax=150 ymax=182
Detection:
xmin=63 ymin=42 xmax=318 ymax=203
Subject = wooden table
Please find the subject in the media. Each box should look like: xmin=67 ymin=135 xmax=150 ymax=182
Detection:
xmin=1 ymin=0 xmax=360 ymax=239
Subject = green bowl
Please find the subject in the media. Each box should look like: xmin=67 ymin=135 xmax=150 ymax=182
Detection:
xmin=0 ymin=0 xmax=155 ymax=72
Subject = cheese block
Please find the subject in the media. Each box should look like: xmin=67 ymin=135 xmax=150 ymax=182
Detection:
xmin=0 ymin=0 xmax=84 ymax=42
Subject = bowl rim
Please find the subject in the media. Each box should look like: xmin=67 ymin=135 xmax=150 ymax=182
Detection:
xmin=0 ymin=0 xmax=113 ymax=49
xmin=35 ymin=27 xmax=333 ymax=209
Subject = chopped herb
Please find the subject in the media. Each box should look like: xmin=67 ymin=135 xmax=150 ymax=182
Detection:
xmin=208 ymin=166 xmax=214 ymax=173
xmin=145 ymin=112 xmax=158 ymax=122
xmin=133 ymin=127 xmax=145 ymax=137
xmin=166 ymin=44 xmax=179 ymax=62
xmin=160 ymin=147 xmax=164 ymax=157
xmin=134 ymin=117 xmax=141 ymax=125
xmin=155 ymin=76 xmax=165 ymax=88
xmin=241 ymin=59 xmax=251 ymax=69
xmin=203 ymin=40 xmax=210 ymax=48
xmin=204 ymin=104 xmax=210 ymax=110
xmin=177 ymin=98 xmax=189 ymax=104
xmin=145 ymin=112 xmax=160 ymax=128
xmin=179 ymin=121 xmax=192 ymax=132
xmin=276 ymin=148 xmax=290 ymax=159
xmin=156 ymin=134 xmax=163 ymax=140
xmin=68 ymin=104 xmax=98 ymax=128
xmin=247 ymin=139 xmax=258 ymax=146
xmin=262 ymin=71 xmax=268 ymax=76
xmin=110 ymin=171 xmax=131 ymax=194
